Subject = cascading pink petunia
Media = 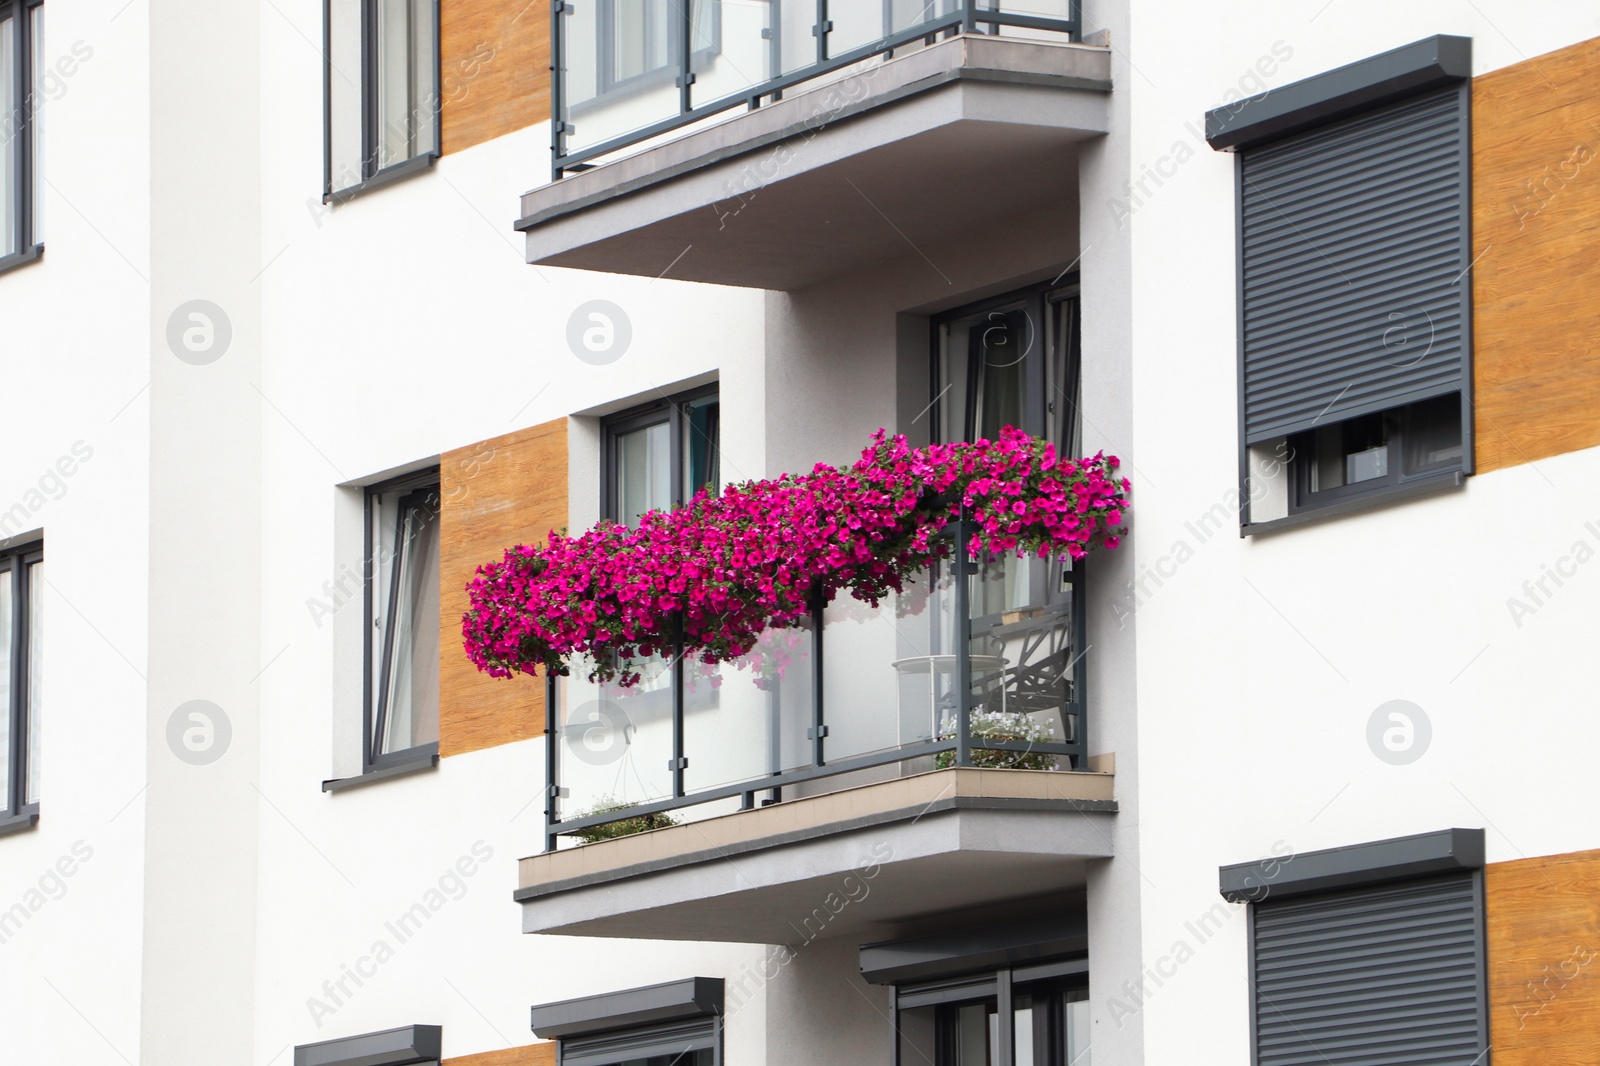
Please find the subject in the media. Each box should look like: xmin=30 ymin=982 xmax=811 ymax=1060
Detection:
xmin=462 ymin=427 xmax=1130 ymax=685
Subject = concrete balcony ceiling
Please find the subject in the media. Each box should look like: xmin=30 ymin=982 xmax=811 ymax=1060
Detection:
xmin=515 ymin=767 xmax=1116 ymax=945
xmin=517 ymin=35 xmax=1112 ymax=290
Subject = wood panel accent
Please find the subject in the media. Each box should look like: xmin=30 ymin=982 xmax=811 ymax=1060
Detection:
xmin=439 ymin=418 xmax=567 ymax=758
xmin=443 ymin=1044 xmax=557 ymax=1066
xmin=1487 ymin=848 xmax=1600 ymax=1063
xmin=440 ymin=0 xmax=551 ymax=155
xmin=1473 ymin=34 xmax=1600 ymax=473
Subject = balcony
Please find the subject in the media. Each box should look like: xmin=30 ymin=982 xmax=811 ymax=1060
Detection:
xmin=518 ymin=1 xmax=1109 ymax=289
xmin=515 ymin=535 xmax=1117 ymax=944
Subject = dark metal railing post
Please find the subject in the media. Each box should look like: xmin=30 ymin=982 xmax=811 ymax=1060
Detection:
xmin=550 ymin=0 xmax=568 ymax=181
xmin=954 ymin=518 xmax=973 ymax=767
xmin=672 ymin=616 xmax=687 ymax=797
xmin=1073 ymin=560 xmax=1088 ymax=769
xmin=815 ymin=0 xmax=829 ymax=63
xmin=678 ymin=0 xmax=695 ymax=117
xmin=768 ymin=0 xmax=783 ymax=98
xmin=810 ymin=585 xmax=828 ymax=767
xmin=544 ymin=672 xmax=560 ymax=852
xmin=960 ymin=0 xmax=978 ymax=36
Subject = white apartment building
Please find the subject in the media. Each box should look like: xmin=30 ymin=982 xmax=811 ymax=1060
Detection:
xmin=1 ymin=1 xmax=1598 ymax=1064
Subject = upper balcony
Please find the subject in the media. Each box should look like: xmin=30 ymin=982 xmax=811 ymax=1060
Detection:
xmin=514 ymin=529 xmax=1117 ymax=945
xmin=517 ymin=2 xmax=1109 ymax=289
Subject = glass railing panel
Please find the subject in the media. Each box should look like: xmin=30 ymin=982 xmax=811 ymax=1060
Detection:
xmin=889 ymin=0 xmax=959 ymax=35
xmin=554 ymin=652 xmax=677 ymax=830
xmin=776 ymin=0 xmax=818 ymax=74
xmin=978 ymin=0 xmax=1077 ymax=40
xmin=561 ymin=0 xmax=686 ymax=156
xmin=690 ymin=0 xmax=773 ymax=109
xmin=683 ymin=618 xmax=815 ymax=793
xmin=826 ymin=1 xmax=886 ymax=58
xmin=823 ymin=565 xmax=955 ymax=762
xmin=967 ymin=552 xmax=1080 ymax=769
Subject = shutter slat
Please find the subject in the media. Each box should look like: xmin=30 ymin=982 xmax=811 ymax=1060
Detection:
xmin=1240 ymin=86 xmax=1467 ymax=443
xmin=1252 ymin=874 xmax=1484 ymax=1066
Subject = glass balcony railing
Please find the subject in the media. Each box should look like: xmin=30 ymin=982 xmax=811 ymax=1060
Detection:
xmin=540 ymin=522 xmax=1089 ymax=851
xmin=550 ymin=0 xmax=1084 ymax=178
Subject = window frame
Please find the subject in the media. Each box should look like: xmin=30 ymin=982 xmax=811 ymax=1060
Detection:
xmin=360 ymin=469 xmax=442 ymax=777
xmin=322 ymin=0 xmax=442 ymax=204
xmin=893 ymin=960 xmax=1090 ymax=1066
xmin=1287 ymin=397 xmax=1465 ymax=515
xmin=599 ymin=382 xmax=720 ymax=525
xmin=0 ymin=0 xmax=43 ymax=276
xmin=0 ymin=539 xmax=41 ymax=835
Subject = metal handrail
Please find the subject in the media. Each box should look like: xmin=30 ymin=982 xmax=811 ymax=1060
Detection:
xmin=541 ymin=520 xmax=1090 ymax=851
xmin=549 ymin=0 xmax=1083 ymax=180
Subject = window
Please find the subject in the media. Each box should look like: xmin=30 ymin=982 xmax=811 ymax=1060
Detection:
xmin=0 ymin=0 xmax=43 ymax=272
xmin=931 ymin=281 xmax=1087 ymax=767
xmin=1290 ymin=394 xmax=1462 ymax=512
xmin=0 ymin=540 xmax=41 ymax=834
xmin=894 ymin=966 xmax=1090 ymax=1066
xmin=1206 ymin=36 xmax=1474 ymax=531
xmin=324 ymin=0 xmax=439 ymax=201
xmin=364 ymin=471 xmax=440 ymax=772
xmin=1220 ymin=829 xmax=1487 ymax=1066
xmin=559 ymin=1019 xmax=716 ymax=1066
xmin=601 ymin=385 xmax=720 ymax=527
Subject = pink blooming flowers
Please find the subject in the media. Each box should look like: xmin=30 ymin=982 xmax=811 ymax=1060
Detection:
xmin=463 ymin=427 xmax=1130 ymax=685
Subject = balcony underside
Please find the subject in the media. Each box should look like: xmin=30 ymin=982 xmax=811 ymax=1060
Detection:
xmin=517 ymin=36 xmax=1111 ymax=290
xmin=516 ymin=767 xmax=1115 ymax=945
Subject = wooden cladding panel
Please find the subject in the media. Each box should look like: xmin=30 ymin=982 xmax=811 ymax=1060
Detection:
xmin=1473 ymin=34 xmax=1600 ymax=473
xmin=1487 ymin=848 xmax=1600 ymax=1063
xmin=440 ymin=0 xmax=551 ymax=155
xmin=443 ymin=1044 xmax=557 ymax=1066
xmin=438 ymin=419 xmax=567 ymax=758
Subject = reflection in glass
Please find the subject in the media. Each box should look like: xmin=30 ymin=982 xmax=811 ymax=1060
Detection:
xmin=376 ymin=0 xmax=437 ymax=169
xmin=0 ymin=572 xmax=10 ymax=802
xmin=1 ymin=16 xmax=15 ymax=256
xmin=25 ymin=561 xmax=40 ymax=805
xmin=617 ymin=421 xmax=671 ymax=526
xmin=370 ymin=488 xmax=441 ymax=756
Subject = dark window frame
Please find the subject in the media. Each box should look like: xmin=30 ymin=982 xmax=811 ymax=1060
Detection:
xmin=599 ymin=382 xmax=720 ymax=525
xmin=0 ymin=0 xmax=43 ymax=276
xmin=360 ymin=468 xmax=442 ymax=777
xmin=0 ymin=539 xmax=41 ymax=835
xmin=1287 ymin=396 xmax=1464 ymax=515
xmin=321 ymin=0 xmax=442 ymax=203
xmin=893 ymin=960 xmax=1090 ymax=1066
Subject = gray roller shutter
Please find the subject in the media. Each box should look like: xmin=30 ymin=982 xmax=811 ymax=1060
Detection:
xmin=1252 ymin=873 xmax=1485 ymax=1065
xmin=1240 ymin=85 xmax=1469 ymax=444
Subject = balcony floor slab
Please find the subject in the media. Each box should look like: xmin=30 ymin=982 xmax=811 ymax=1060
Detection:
xmin=516 ymin=767 xmax=1116 ymax=944
xmin=518 ymin=35 xmax=1112 ymax=290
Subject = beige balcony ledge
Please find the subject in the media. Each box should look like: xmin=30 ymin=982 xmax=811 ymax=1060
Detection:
xmin=515 ymin=765 xmax=1117 ymax=945
xmin=516 ymin=34 xmax=1112 ymax=290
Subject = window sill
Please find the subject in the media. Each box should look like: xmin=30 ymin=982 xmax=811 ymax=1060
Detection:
xmin=325 ymin=152 xmax=437 ymax=206
xmin=1242 ymin=470 xmax=1464 ymax=537
xmin=0 ymin=803 xmax=40 ymax=838
xmin=322 ymin=745 xmax=439 ymax=793
xmin=0 ymin=243 xmax=44 ymax=277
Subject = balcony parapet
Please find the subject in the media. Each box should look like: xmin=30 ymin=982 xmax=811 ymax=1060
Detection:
xmin=517 ymin=34 xmax=1112 ymax=289
xmin=515 ymin=766 xmax=1115 ymax=944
